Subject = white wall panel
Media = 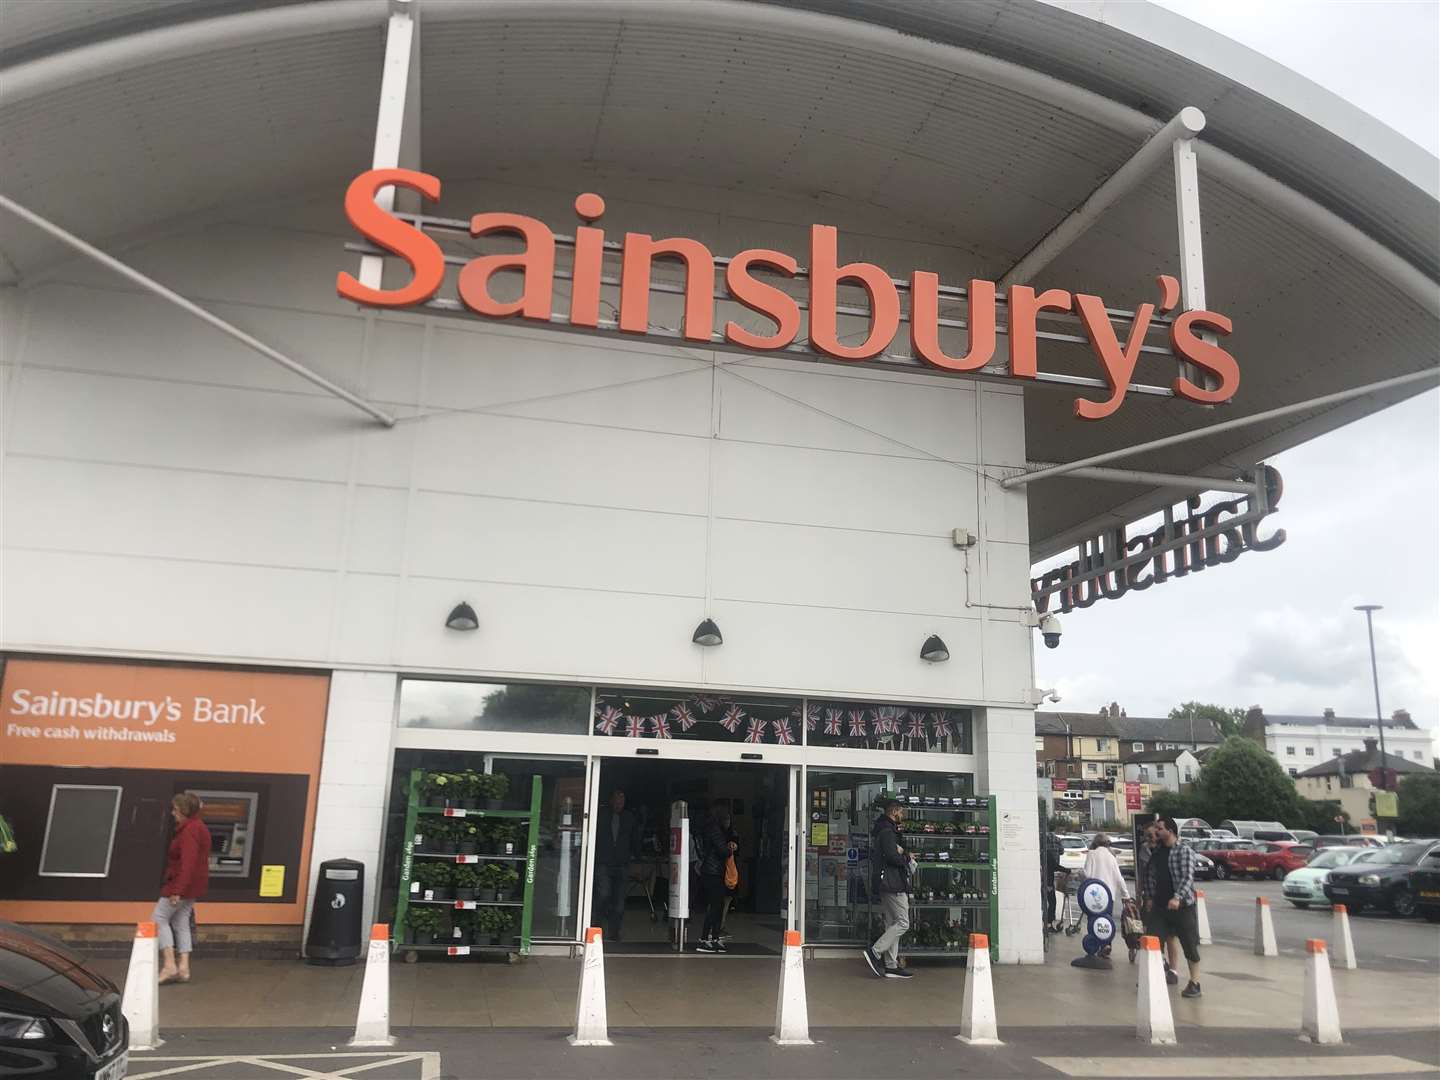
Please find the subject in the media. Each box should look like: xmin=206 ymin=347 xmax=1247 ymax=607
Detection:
xmin=977 ymin=384 xmax=1027 ymax=467
xmin=8 ymin=367 xmax=354 ymax=482
xmin=714 ymin=438 xmax=977 ymax=537
xmin=711 ymin=518 xmax=970 ymax=618
xmin=345 ymin=486 xmax=409 ymax=576
xmin=700 ymin=599 xmax=986 ymax=701
xmin=981 ymin=618 xmax=1035 ymax=706
xmin=3 ymin=549 xmax=334 ymax=662
xmin=406 ymin=490 xmax=706 ymax=598
xmin=330 ymin=574 xmax=399 ymax=666
xmin=983 ymin=540 xmax=1036 ymax=608
xmin=366 ymin=317 xmax=426 ymax=406
xmin=408 ymin=412 xmax=711 ymax=516
xmin=4 ymin=456 xmax=345 ymax=570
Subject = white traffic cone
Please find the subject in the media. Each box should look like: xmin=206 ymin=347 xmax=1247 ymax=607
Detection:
xmin=1300 ymin=938 xmax=1343 ymax=1044
xmin=568 ymin=927 xmax=612 ymax=1047
xmin=771 ymin=929 xmax=812 ymax=1045
xmin=1332 ymin=904 xmax=1357 ymax=970
xmin=957 ymin=933 xmax=1002 ymax=1046
xmin=1195 ymin=890 xmax=1213 ymax=946
xmin=120 ymin=922 xmax=162 ymax=1051
xmin=1136 ymin=935 xmax=1177 ymax=1046
xmin=1253 ymin=896 xmax=1278 ymax=957
xmin=350 ymin=924 xmax=396 ymax=1047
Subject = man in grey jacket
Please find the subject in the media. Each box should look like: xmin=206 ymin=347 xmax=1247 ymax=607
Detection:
xmin=863 ymin=799 xmax=914 ymax=979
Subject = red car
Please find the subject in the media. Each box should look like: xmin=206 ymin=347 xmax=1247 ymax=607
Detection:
xmin=1193 ymin=838 xmax=1260 ymax=881
xmin=1226 ymin=841 xmax=1315 ymax=880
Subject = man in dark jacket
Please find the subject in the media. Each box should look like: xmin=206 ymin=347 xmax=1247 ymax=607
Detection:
xmin=696 ymin=800 xmax=736 ymax=952
xmin=592 ymin=788 xmax=641 ymax=942
xmin=863 ymin=799 xmax=914 ymax=979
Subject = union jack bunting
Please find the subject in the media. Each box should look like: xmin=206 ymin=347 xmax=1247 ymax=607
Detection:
xmin=691 ymin=695 xmax=722 ymax=713
xmin=823 ymin=709 xmax=843 ymax=736
xmin=806 ymin=705 xmax=820 ymax=732
xmin=720 ymin=705 xmax=746 ymax=733
xmin=744 ymin=717 xmax=767 ymax=743
xmin=875 ymin=707 xmax=902 ymax=735
xmin=624 ymin=714 xmax=647 ymax=738
xmin=651 ymin=713 xmax=672 ymax=739
xmin=773 ymin=718 xmax=796 ymax=745
xmin=595 ymin=705 xmax=623 ymax=735
xmin=906 ymin=712 xmax=927 ymax=740
xmin=670 ymin=703 xmax=697 ymax=731
xmin=931 ymin=712 xmax=954 ymax=739
xmin=847 ymin=710 xmax=867 ymax=737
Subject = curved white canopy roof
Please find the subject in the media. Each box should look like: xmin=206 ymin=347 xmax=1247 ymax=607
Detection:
xmin=2 ymin=0 xmax=1435 ymax=554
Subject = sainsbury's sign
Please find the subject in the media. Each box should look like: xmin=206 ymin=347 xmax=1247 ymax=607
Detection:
xmin=336 ymin=169 xmax=1240 ymax=420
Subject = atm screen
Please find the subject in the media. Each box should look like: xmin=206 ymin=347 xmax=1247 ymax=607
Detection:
xmin=191 ymin=790 xmax=259 ymax=877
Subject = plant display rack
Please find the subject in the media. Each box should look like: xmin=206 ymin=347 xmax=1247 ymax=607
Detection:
xmin=882 ymin=791 xmax=998 ymax=963
xmin=393 ymin=769 xmax=542 ymax=964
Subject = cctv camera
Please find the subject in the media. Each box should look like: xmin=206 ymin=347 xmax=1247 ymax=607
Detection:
xmin=1039 ymin=613 xmax=1062 ymax=649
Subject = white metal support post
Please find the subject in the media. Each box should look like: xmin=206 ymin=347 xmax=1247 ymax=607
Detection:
xmin=1172 ymin=131 xmax=1209 ymax=391
xmin=358 ymin=0 xmax=423 ymax=293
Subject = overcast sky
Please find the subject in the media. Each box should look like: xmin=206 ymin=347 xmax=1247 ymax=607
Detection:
xmin=1036 ymin=0 xmax=1440 ymax=748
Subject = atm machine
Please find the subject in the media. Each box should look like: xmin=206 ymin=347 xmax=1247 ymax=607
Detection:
xmin=191 ymin=790 xmax=259 ymax=877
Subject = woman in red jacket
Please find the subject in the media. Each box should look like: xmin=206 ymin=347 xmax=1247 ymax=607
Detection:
xmin=155 ymin=792 xmax=211 ymax=984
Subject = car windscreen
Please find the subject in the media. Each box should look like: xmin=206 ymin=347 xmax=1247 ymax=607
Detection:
xmin=1368 ymin=843 xmax=1430 ymax=865
xmin=1307 ymin=849 xmax=1355 ymax=868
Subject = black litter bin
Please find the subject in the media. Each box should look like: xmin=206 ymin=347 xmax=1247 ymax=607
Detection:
xmin=305 ymin=858 xmax=365 ymax=965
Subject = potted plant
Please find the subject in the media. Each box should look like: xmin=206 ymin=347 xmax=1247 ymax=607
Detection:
xmin=453 ymin=863 xmax=480 ymax=901
xmin=407 ymin=905 xmax=444 ymax=946
xmin=490 ymin=822 xmax=520 ymax=857
xmin=449 ymin=909 xmax=476 ymax=945
xmin=414 ymin=860 xmax=455 ymax=900
xmin=430 ymin=819 xmax=459 ymax=855
xmin=458 ymin=770 xmax=482 ymax=811
xmin=457 ymin=820 xmax=481 ymax=856
xmin=493 ymin=866 xmax=520 ymax=903
xmin=422 ymin=770 xmax=451 ymax=808
xmin=476 ymin=862 xmax=503 ymax=902
xmin=480 ymin=772 xmax=512 ymax=810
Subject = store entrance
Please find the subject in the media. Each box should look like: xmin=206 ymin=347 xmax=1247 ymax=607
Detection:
xmin=591 ymin=759 xmax=789 ymax=955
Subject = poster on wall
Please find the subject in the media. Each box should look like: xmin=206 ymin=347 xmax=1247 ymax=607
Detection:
xmin=0 ymin=658 xmax=329 ymax=926
xmin=668 ymin=800 xmax=690 ymax=919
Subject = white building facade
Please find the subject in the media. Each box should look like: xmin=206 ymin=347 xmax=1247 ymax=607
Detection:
xmin=1255 ymin=710 xmax=1436 ymax=779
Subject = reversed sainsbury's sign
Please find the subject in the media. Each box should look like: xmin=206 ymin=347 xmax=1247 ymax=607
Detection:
xmin=336 ymin=168 xmax=1240 ymax=421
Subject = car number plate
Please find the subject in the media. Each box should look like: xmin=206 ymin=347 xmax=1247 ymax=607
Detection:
xmin=1329 ymin=887 xmax=1348 ymax=894
xmin=96 ymin=1051 xmax=128 ymax=1080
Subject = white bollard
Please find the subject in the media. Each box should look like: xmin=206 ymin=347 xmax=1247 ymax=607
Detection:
xmin=957 ymin=933 xmax=1003 ymax=1045
xmin=1195 ymin=890 xmax=1212 ymax=946
xmin=771 ymin=929 xmax=813 ymax=1045
xmin=568 ymin=927 xmax=612 ymax=1047
xmin=1253 ymin=896 xmax=1278 ymax=957
xmin=1136 ymin=935 xmax=1177 ymax=1046
xmin=120 ymin=921 xmax=162 ymax=1051
xmin=1300 ymin=938 xmax=1343 ymax=1044
xmin=1331 ymin=904 xmax=1357 ymax=970
xmin=350 ymin=924 xmax=396 ymax=1047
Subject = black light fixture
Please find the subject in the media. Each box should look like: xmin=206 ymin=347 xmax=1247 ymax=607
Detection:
xmin=445 ymin=601 xmax=479 ymax=632
xmin=692 ymin=618 xmax=723 ymax=647
xmin=920 ymin=634 xmax=950 ymax=662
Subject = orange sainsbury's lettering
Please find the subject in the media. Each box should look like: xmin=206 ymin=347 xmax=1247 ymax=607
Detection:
xmin=1170 ymin=309 xmax=1240 ymax=404
xmin=336 ymin=168 xmax=445 ymax=307
xmin=336 ymin=173 xmax=1242 ymax=417
xmin=724 ymin=249 xmax=800 ymax=350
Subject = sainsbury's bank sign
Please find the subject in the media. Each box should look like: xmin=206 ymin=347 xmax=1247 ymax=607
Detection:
xmin=337 ymin=169 xmax=1241 ymax=421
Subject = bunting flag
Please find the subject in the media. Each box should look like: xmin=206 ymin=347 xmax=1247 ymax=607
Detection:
xmin=931 ymin=712 xmax=954 ymax=739
xmin=806 ymin=705 xmax=820 ymax=733
xmin=847 ymin=710 xmax=867 ymax=737
xmin=596 ymin=705 xmax=623 ymax=735
xmin=773 ymin=717 xmax=796 ymax=745
xmin=651 ymin=712 xmax=672 ymax=739
xmin=670 ymin=703 xmax=697 ymax=731
xmin=691 ymin=695 xmax=722 ymax=713
xmin=906 ymin=712 xmax=927 ymax=740
xmin=624 ymin=714 xmax=648 ymax=738
xmin=744 ymin=717 xmax=767 ymax=743
xmin=823 ymin=709 xmax=843 ymax=736
xmin=720 ymin=705 xmax=746 ymax=733
xmin=875 ymin=707 xmax=903 ymax=735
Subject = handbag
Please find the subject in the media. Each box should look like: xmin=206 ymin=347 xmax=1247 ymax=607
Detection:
xmin=723 ymin=853 xmax=739 ymax=890
xmin=1122 ymin=899 xmax=1145 ymax=939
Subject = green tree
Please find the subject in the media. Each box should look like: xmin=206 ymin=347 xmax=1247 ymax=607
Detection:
xmin=1194 ymin=735 xmax=1301 ymax=824
xmin=1169 ymin=702 xmax=1247 ymax=741
xmin=1291 ymin=797 xmax=1348 ymax=834
xmin=1396 ymin=773 xmax=1440 ymax=836
xmin=1145 ymin=790 xmax=1205 ymax=821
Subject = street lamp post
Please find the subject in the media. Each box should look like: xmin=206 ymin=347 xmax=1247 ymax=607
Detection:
xmin=1354 ymin=604 xmax=1389 ymax=790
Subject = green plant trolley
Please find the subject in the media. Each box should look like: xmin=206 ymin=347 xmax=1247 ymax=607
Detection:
xmin=393 ymin=769 xmax=542 ymax=964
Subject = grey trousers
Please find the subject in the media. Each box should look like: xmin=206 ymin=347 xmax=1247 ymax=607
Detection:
xmin=152 ymin=897 xmax=196 ymax=953
xmin=871 ymin=891 xmax=910 ymax=968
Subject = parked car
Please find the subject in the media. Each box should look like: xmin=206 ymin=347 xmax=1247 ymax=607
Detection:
xmin=1195 ymin=838 xmax=1261 ymax=881
xmin=1290 ymin=829 xmax=1318 ymax=844
xmin=1219 ymin=819 xmax=1296 ymax=841
xmin=1411 ymin=846 xmax=1440 ymax=923
xmin=1109 ymin=837 xmax=1135 ymax=875
xmin=1056 ymin=834 xmax=1088 ymax=873
xmin=1283 ymin=848 xmax=1375 ymax=908
xmin=1313 ymin=834 xmax=1384 ymax=849
xmin=1226 ymin=841 xmax=1316 ymax=881
xmin=1323 ymin=839 xmax=1440 ymax=917
xmin=0 ymin=920 xmax=128 ymax=1079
